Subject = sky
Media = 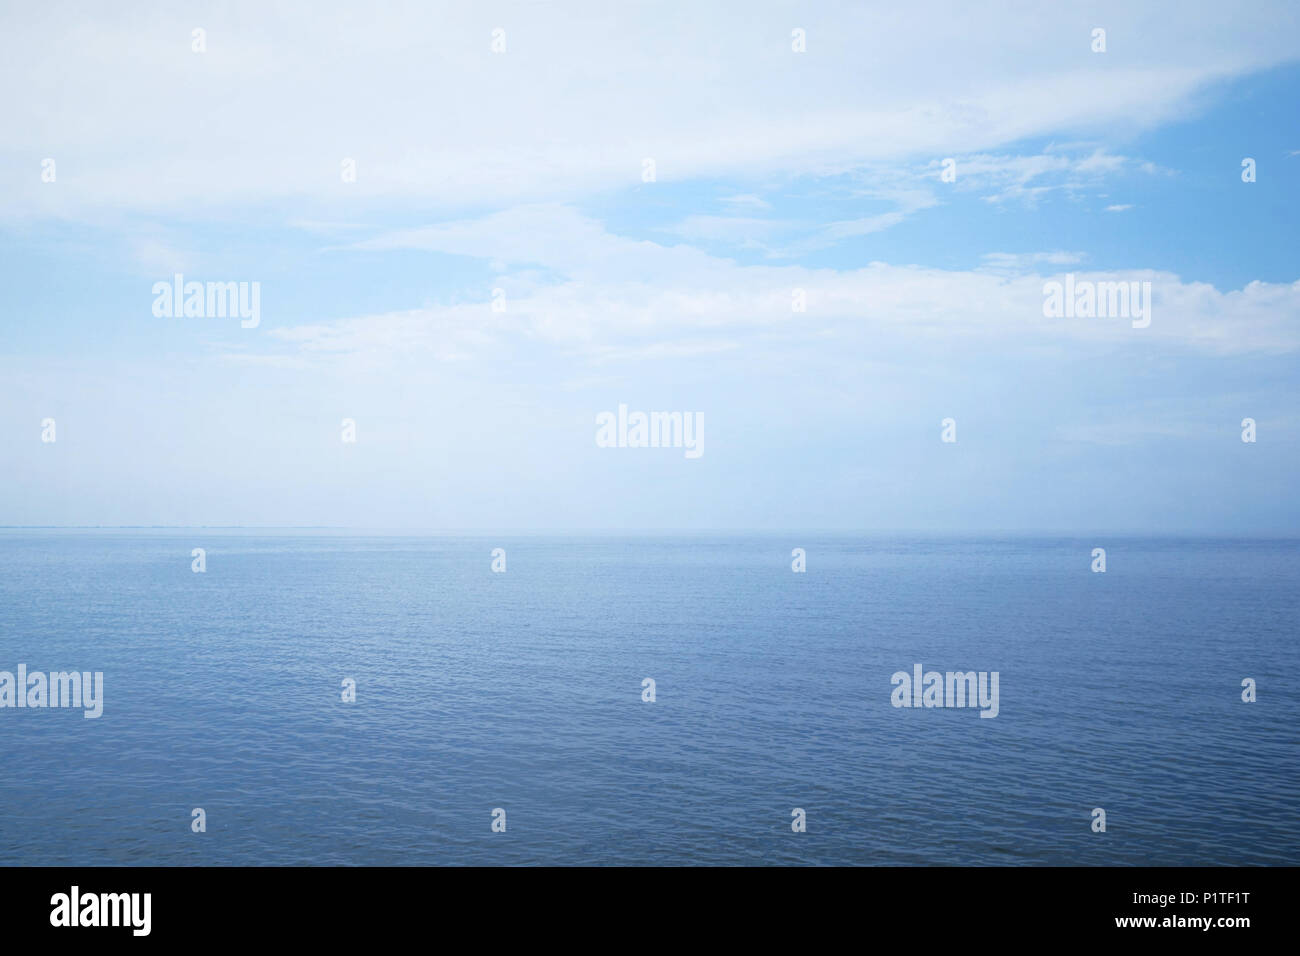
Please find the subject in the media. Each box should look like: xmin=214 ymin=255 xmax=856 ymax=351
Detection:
xmin=1 ymin=0 xmax=1298 ymax=532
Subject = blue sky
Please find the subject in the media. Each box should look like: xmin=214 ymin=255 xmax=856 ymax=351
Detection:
xmin=1 ymin=1 xmax=1298 ymax=532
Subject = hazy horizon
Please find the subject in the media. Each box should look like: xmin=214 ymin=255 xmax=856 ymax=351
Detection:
xmin=4 ymin=526 xmax=1300 ymax=542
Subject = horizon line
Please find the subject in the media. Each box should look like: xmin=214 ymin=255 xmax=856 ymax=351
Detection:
xmin=2 ymin=526 xmax=1298 ymax=538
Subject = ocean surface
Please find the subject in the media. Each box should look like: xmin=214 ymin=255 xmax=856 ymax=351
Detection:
xmin=0 ymin=531 xmax=1295 ymax=866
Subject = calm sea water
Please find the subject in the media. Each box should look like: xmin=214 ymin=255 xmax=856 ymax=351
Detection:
xmin=0 ymin=531 xmax=1295 ymax=866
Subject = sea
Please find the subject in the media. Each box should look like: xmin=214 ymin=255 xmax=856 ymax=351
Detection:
xmin=0 ymin=530 xmax=1295 ymax=865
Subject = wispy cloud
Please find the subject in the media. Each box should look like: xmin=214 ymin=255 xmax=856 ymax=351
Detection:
xmin=1 ymin=4 xmax=1292 ymax=218
xmin=267 ymin=206 xmax=1300 ymax=363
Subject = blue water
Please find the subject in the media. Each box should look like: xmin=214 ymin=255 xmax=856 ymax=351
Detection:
xmin=0 ymin=531 xmax=1295 ymax=865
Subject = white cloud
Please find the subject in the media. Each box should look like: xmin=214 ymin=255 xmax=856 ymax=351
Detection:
xmin=658 ymin=215 xmax=790 ymax=243
xmin=719 ymin=194 xmax=772 ymax=211
xmin=263 ymin=206 xmax=1300 ymax=363
xmin=2 ymin=1 xmax=1295 ymax=218
xmin=979 ymin=251 xmax=1088 ymax=272
xmin=939 ymin=148 xmax=1164 ymax=204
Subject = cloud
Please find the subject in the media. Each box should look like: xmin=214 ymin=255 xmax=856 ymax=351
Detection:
xmin=658 ymin=215 xmax=791 ymax=243
xmin=775 ymin=189 xmax=941 ymax=255
xmin=2 ymin=1 xmax=1296 ymax=219
xmin=929 ymin=148 xmax=1166 ymax=204
xmin=271 ymin=206 xmax=1300 ymax=363
xmin=719 ymin=194 xmax=772 ymax=211
xmin=979 ymin=251 xmax=1088 ymax=273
